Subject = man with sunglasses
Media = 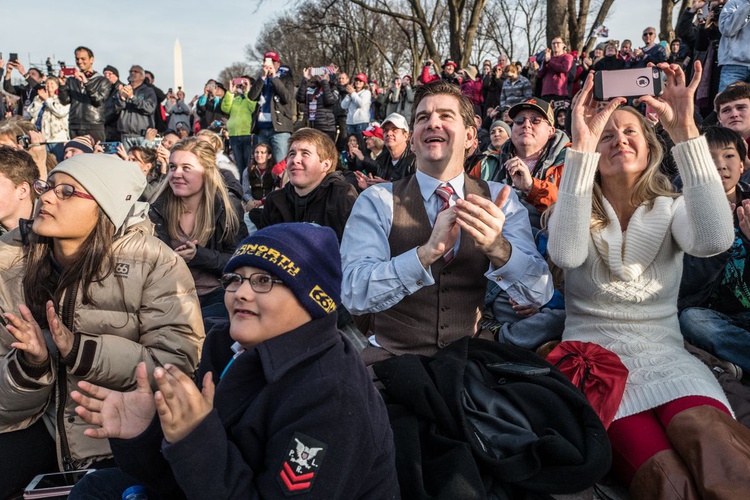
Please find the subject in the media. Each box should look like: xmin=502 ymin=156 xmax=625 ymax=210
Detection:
xmin=632 ymin=27 xmax=668 ymax=68
xmin=490 ymin=97 xmax=569 ymax=231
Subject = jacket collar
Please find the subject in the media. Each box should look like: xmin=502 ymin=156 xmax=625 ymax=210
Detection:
xmin=255 ymin=313 xmax=340 ymax=383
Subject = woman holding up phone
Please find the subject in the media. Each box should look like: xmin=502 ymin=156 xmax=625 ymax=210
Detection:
xmin=548 ymin=61 xmax=750 ymax=496
xmin=0 ymin=154 xmax=204 ymax=497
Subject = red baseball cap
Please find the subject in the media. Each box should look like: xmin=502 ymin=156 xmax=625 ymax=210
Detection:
xmin=264 ymin=51 xmax=280 ymax=62
xmin=362 ymin=124 xmax=383 ymax=140
xmin=354 ymin=72 xmax=368 ymax=84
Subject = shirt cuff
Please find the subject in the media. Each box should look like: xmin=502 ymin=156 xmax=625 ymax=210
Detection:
xmin=393 ymin=247 xmax=434 ymax=294
xmin=558 ymin=149 xmax=600 ymax=196
xmin=486 ymin=242 xmax=529 ymax=289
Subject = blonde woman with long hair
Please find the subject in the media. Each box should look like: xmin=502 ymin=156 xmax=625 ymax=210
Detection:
xmin=150 ymin=138 xmax=247 ymax=318
xmin=548 ymin=62 xmax=750 ymax=497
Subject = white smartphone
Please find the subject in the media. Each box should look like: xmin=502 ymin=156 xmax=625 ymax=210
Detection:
xmin=24 ymin=470 xmax=94 ymax=499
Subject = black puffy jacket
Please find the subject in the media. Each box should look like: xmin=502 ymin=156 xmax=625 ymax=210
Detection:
xmin=58 ymin=72 xmax=112 ymax=127
xmin=296 ymin=78 xmax=338 ymax=132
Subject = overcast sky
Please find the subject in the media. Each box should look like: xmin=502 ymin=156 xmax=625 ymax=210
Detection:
xmin=4 ymin=0 xmax=670 ymax=97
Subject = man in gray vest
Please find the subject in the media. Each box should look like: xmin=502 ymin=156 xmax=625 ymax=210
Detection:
xmin=341 ymin=80 xmax=553 ymax=365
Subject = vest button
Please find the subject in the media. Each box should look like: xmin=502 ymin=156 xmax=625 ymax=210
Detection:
xmin=440 ymin=325 xmax=445 ymax=330
xmin=67 ymin=416 xmax=75 ymax=423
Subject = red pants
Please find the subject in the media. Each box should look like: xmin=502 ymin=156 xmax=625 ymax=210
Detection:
xmin=607 ymin=396 xmax=731 ymax=484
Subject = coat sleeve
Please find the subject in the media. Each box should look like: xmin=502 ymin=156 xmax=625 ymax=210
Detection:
xmin=320 ymin=80 xmax=336 ymax=106
xmin=270 ymin=76 xmax=293 ymax=105
xmin=676 ymin=10 xmax=698 ymax=49
xmin=85 ymin=77 xmax=112 ymax=107
xmin=547 ymin=149 xmax=599 ymax=270
xmin=176 ymin=100 xmax=191 ymax=115
xmin=247 ymin=77 xmax=263 ymax=101
xmin=61 ymin=244 xmax=204 ymax=388
xmin=220 ymin=93 xmax=233 ymax=114
xmin=670 ymin=136 xmax=734 ymax=256
xmin=131 ymin=87 xmax=158 ymax=115
xmin=719 ymin=0 xmax=750 ymax=37
xmin=295 ymin=79 xmax=307 ymax=104
xmin=57 ymin=80 xmax=72 ymax=105
xmin=160 ymin=379 xmax=387 ymax=499
xmin=0 ymin=348 xmax=56 ymax=427
xmin=526 ymin=171 xmax=561 ymax=213
xmin=44 ymin=98 xmax=70 ymax=119
xmin=546 ymin=54 xmax=574 ymax=74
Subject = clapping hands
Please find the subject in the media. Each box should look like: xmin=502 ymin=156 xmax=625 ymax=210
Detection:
xmin=73 ymin=362 xmax=215 ymax=444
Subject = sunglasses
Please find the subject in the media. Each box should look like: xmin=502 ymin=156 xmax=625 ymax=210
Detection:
xmin=513 ymin=116 xmax=546 ymax=126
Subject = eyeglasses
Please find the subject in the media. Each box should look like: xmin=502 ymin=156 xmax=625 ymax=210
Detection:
xmin=513 ymin=116 xmax=546 ymax=126
xmin=220 ymin=272 xmax=285 ymax=293
xmin=643 ymin=32 xmax=655 ymax=36
xmin=33 ymin=179 xmax=95 ymax=201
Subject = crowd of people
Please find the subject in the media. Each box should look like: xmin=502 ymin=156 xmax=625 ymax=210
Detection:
xmin=0 ymin=0 xmax=750 ymax=497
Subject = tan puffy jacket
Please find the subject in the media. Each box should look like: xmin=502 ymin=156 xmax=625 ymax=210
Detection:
xmin=0 ymin=220 xmax=205 ymax=470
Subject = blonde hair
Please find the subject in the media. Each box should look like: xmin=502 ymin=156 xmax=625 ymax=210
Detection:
xmin=590 ymin=106 xmax=676 ymax=230
xmin=164 ymin=138 xmax=239 ymax=245
xmin=195 ymin=129 xmax=224 ymax=153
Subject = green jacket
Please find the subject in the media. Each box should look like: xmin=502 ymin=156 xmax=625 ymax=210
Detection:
xmin=221 ymin=92 xmax=258 ymax=136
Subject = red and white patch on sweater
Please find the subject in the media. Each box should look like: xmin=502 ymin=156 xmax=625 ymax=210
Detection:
xmin=278 ymin=432 xmax=327 ymax=495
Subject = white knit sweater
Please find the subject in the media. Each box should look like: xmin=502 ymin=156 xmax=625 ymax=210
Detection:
xmin=548 ymin=136 xmax=734 ymax=420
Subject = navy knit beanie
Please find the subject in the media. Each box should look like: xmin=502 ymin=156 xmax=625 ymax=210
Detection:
xmin=224 ymin=223 xmax=341 ymax=319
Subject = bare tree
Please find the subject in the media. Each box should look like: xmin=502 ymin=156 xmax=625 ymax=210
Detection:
xmin=546 ymin=0 xmax=616 ymax=54
xmin=547 ymin=0 xmax=570 ymax=47
xmin=349 ymin=0 xmax=444 ymax=61
xmin=247 ymin=0 xmax=414 ymax=85
xmin=567 ymin=0 xmax=593 ymax=54
xmin=582 ymin=0 xmax=616 ymax=54
xmin=477 ymin=0 xmax=547 ymax=63
xmin=519 ymin=0 xmax=548 ymax=58
xmin=349 ymin=0 xmax=490 ymax=66
xmin=659 ymin=0 xmax=687 ymax=43
xmin=218 ymin=62 xmax=255 ymax=87
xmin=446 ymin=0 xmax=489 ymax=66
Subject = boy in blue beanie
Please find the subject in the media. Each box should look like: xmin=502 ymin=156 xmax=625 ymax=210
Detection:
xmin=69 ymin=223 xmax=399 ymax=499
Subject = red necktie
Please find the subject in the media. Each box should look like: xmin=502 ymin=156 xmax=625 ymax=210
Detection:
xmin=435 ymin=183 xmax=455 ymax=262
